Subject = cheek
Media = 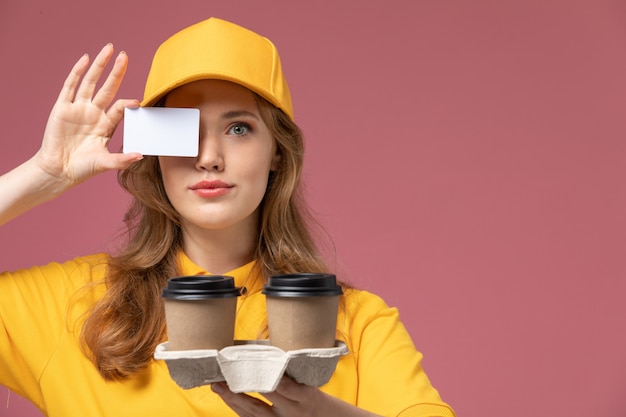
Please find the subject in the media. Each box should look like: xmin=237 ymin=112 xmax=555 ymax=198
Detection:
xmin=237 ymin=159 xmax=273 ymax=201
xmin=247 ymin=152 xmax=275 ymax=184
xmin=242 ymin=163 xmax=271 ymax=189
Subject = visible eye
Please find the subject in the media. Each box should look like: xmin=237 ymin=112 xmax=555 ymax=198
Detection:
xmin=228 ymin=122 xmax=251 ymax=136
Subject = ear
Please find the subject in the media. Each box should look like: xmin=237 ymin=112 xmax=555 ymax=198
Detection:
xmin=270 ymin=148 xmax=281 ymax=171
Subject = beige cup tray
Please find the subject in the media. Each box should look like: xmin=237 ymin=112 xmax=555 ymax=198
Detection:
xmin=154 ymin=340 xmax=348 ymax=393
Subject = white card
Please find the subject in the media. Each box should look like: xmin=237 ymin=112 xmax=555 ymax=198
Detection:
xmin=123 ymin=107 xmax=199 ymax=156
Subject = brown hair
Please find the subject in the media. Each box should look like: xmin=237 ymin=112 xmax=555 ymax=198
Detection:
xmin=80 ymin=95 xmax=332 ymax=380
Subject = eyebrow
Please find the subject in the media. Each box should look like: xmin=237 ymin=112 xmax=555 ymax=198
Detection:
xmin=221 ymin=110 xmax=260 ymax=120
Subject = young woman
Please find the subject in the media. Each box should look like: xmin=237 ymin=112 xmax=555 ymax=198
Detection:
xmin=0 ymin=17 xmax=455 ymax=417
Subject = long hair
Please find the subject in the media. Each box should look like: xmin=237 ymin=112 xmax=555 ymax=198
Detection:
xmin=80 ymin=94 xmax=331 ymax=380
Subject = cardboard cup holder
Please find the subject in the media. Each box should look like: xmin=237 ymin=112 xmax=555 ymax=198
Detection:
xmin=154 ymin=340 xmax=348 ymax=393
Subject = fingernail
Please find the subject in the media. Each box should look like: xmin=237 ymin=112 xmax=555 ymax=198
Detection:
xmin=211 ymin=383 xmax=225 ymax=394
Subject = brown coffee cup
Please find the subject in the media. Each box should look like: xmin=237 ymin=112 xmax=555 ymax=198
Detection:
xmin=162 ymin=275 xmax=242 ymax=351
xmin=262 ymin=273 xmax=343 ymax=351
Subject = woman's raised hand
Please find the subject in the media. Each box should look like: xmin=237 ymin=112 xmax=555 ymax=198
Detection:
xmin=35 ymin=43 xmax=142 ymax=189
xmin=0 ymin=44 xmax=143 ymax=226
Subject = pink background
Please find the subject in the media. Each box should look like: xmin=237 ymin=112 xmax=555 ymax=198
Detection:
xmin=1 ymin=0 xmax=625 ymax=416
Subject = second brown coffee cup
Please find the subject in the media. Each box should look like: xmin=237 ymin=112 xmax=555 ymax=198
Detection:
xmin=162 ymin=275 xmax=242 ymax=351
xmin=262 ymin=273 xmax=343 ymax=351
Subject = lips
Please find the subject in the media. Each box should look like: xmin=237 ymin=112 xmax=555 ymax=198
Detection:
xmin=190 ymin=180 xmax=232 ymax=190
xmin=189 ymin=180 xmax=233 ymax=197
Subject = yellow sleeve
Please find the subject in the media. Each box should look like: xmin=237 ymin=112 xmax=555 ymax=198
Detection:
xmin=0 ymin=255 xmax=106 ymax=407
xmin=341 ymin=289 xmax=456 ymax=417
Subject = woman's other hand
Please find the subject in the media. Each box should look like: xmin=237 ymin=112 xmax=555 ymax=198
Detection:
xmin=212 ymin=377 xmax=382 ymax=417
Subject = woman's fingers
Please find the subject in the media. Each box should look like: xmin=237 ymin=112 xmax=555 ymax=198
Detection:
xmin=56 ymin=53 xmax=91 ymax=104
xmin=263 ymin=377 xmax=311 ymax=405
xmin=74 ymin=43 xmax=115 ymax=104
xmin=211 ymin=378 xmax=324 ymax=417
xmin=212 ymin=383 xmax=276 ymax=417
xmin=55 ymin=43 xmax=124 ymax=109
xmin=92 ymin=50 xmax=129 ymax=109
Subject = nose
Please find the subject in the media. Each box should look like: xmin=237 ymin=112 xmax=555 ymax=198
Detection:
xmin=194 ymin=131 xmax=224 ymax=172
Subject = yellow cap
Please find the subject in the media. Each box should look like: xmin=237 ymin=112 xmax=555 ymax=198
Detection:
xmin=141 ymin=17 xmax=294 ymax=120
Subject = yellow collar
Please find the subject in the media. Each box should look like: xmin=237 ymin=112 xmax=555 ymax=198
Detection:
xmin=177 ymin=251 xmax=265 ymax=296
